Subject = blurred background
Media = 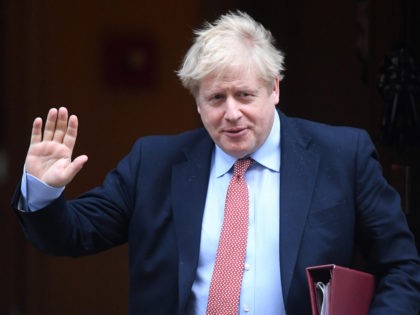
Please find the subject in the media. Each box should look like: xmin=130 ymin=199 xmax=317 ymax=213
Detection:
xmin=1 ymin=0 xmax=419 ymax=314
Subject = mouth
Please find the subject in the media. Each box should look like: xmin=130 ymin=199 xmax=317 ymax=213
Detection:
xmin=223 ymin=127 xmax=248 ymax=137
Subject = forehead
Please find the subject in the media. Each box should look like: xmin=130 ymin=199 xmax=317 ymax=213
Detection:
xmin=199 ymin=66 xmax=262 ymax=93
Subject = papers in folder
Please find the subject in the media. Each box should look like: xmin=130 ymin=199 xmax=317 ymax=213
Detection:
xmin=306 ymin=264 xmax=375 ymax=315
xmin=315 ymin=281 xmax=330 ymax=315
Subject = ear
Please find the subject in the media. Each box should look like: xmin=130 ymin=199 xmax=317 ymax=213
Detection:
xmin=272 ymin=77 xmax=280 ymax=105
xmin=196 ymin=100 xmax=202 ymax=114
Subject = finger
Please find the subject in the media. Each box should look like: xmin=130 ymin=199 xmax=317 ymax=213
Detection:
xmin=53 ymin=107 xmax=70 ymax=143
xmin=63 ymin=155 xmax=88 ymax=185
xmin=43 ymin=108 xmax=58 ymax=141
xmin=63 ymin=114 xmax=79 ymax=151
xmin=30 ymin=117 xmax=43 ymax=145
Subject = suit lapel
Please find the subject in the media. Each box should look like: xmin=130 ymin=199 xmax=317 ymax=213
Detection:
xmin=171 ymin=132 xmax=214 ymax=314
xmin=278 ymin=112 xmax=320 ymax=303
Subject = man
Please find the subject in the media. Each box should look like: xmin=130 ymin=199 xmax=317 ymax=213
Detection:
xmin=13 ymin=11 xmax=420 ymax=315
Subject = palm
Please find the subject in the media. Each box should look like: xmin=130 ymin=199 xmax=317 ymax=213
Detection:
xmin=26 ymin=140 xmax=74 ymax=187
xmin=25 ymin=107 xmax=88 ymax=187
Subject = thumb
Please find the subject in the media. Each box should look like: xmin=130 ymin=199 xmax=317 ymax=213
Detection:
xmin=64 ymin=155 xmax=89 ymax=184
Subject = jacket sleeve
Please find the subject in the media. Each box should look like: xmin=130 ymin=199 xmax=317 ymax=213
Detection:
xmin=354 ymin=130 xmax=420 ymax=314
xmin=11 ymin=139 xmax=144 ymax=257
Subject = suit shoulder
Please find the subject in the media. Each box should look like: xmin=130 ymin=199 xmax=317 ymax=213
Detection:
xmin=129 ymin=128 xmax=211 ymax=157
xmin=287 ymin=116 xmax=370 ymax=144
xmin=133 ymin=128 xmax=207 ymax=145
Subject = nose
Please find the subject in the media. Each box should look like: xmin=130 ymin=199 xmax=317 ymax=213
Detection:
xmin=224 ymin=97 xmax=242 ymax=121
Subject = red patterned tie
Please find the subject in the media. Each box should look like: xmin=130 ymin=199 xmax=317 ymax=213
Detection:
xmin=206 ymin=158 xmax=253 ymax=315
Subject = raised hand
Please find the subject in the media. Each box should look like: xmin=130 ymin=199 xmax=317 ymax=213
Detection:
xmin=25 ymin=107 xmax=88 ymax=187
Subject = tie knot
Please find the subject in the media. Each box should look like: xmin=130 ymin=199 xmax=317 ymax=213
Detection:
xmin=233 ymin=158 xmax=253 ymax=178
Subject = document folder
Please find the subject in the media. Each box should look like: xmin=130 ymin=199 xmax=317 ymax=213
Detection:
xmin=306 ymin=264 xmax=375 ymax=315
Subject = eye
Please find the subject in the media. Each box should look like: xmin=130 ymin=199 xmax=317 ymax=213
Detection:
xmin=236 ymin=91 xmax=255 ymax=103
xmin=206 ymin=93 xmax=226 ymax=105
xmin=212 ymin=93 xmax=225 ymax=100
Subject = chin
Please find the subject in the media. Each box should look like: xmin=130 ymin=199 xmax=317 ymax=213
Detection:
xmin=226 ymin=149 xmax=250 ymax=159
xmin=220 ymin=141 xmax=254 ymax=158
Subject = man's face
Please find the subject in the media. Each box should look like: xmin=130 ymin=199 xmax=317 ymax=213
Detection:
xmin=196 ymin=67 xmax=279 ymax=159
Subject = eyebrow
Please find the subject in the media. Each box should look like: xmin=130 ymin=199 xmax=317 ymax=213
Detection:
xmin=207 ymin=84 xmax=260 ymax=94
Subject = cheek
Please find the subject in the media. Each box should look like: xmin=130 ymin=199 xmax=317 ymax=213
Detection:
xmin=199 ymin=107 xmax=222 ymax=126
xmin=197 ymin=110 xmax=214 ymax=132
xmin=251 ymin=106 xmax=275 ymax=132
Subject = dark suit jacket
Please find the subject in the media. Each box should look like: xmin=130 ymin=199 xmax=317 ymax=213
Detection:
xmin=13 ymin=110 xmax=420 ymax=314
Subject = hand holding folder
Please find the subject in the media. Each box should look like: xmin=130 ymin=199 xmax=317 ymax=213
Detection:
xmin=306 ymin=264 xmax=375 ymax=315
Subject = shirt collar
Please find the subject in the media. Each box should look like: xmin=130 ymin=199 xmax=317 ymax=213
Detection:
xmin=214 ymin=111 xmax=281 ymax=177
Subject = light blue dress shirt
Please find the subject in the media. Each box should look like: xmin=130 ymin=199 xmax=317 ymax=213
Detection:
xmin=21 ymin=112 xmax=285 ymax=315
xmin=186 ymin=112 xmax=285 ymax=315
xmin=20 ymin=170 xmax=64 ymax=211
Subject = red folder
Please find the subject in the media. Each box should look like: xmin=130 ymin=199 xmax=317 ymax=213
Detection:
xmin=306 ymin=264 xmax=375 ymax=315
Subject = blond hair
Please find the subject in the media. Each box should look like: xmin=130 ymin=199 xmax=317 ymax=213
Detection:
xmin=177 ymin=11 xmax=285 ymax=95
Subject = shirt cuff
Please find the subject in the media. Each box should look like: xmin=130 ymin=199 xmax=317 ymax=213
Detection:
xmin=21 ymin=170 xmax=65 ymax=212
